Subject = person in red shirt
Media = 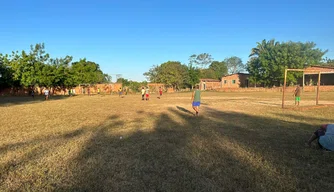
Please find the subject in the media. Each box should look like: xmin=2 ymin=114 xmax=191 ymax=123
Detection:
xmin=158 ymin=87 xmax=163 ymax=99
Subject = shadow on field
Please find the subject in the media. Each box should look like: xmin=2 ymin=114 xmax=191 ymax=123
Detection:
xmin=176 ymin=106 xmax=194 ymax=115
xmin=272 ymin=112 xmax=333 ymax=123
xmin=0 ymin=95 xmax=70 ymax=106
xmin=1 ymin=107 xmax=334 ymax=191
xmin=58 ymin=107 xmax=333 ymax=191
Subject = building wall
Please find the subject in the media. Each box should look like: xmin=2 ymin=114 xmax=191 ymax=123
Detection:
xmin=238 ymin=74 xmax=250 ymax=87
xmin=199 ymin=81 xmax=221 ymax=90
xmin=0 ymin=83 xmax=123 ymax=96
xmin=221 ymin=74 xmax=251 ymax=88
xmin=222 ymin=74 xmax=240 ymax=88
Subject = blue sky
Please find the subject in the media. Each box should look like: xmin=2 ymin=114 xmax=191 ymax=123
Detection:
xmin=1 ymin=0 xmax=333 ymax=81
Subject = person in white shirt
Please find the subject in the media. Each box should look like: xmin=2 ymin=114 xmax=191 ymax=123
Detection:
xmin=44 ymin=88 xmax=50 ymax=100
xmin=307 ymin=124 xmax=334 ymax=151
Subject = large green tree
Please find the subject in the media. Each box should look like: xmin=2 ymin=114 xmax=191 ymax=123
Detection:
xmin=144 ymin=61 xmax=188 ymax=89
xmin=209 ymin=61 xmax=228 ymax=79
xmin=71 ymin=59 xmax=105 ymax=85
xmin=186 ymin=64 xmax=200 ymax=89
xmin=143 ymin=65 xmax=159 ymax=82
xmin=247 ymin=39 xmax=327 ymax=86
xmin=157 ymin=61 xmax=188 ymax=89
xmin=9 ymin=44 xmax=49 ymax=87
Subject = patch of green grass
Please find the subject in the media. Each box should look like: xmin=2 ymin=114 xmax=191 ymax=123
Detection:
xmin=1 ymin=92 xmax=334 ymax=191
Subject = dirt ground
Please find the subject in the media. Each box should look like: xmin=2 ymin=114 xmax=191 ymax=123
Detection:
xmin=1 ymin=91 xmax=333 ymax=191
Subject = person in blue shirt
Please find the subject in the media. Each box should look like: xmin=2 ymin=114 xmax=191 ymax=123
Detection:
xmin=306 ymin=124 xmax=334 ymax=151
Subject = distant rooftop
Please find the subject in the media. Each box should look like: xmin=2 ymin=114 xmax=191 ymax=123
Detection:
xmin=199 ymin=78 xmax=220 ymax=82
xmin=222 ymin=72 xmax=249 ymax=77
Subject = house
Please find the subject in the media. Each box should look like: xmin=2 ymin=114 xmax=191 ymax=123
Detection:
xmin=302 ymin=65 xmax=334 ymax=85
xmin=221 ymin=73 xmax=250 ymax=88
xmin=199 ymin=79 xmax=221 ymax=90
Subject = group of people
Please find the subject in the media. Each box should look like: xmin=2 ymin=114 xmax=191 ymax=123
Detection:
xmin=140 ymin=86 xmax=163 ymax=101
xmin=30 ymin=88 xmax=50 ymax=100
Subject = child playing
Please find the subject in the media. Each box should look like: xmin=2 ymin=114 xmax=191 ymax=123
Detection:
xmin=44 ymin=88 xmax=50 ymax=100
xmin=293 ymin=85 xmax=301 ymax=106
xmin=191 ymin=85 xmax=201 ymax=116
xmin=159 ymin=87 xmax=163 ymax=99
xmin=141 ymin=87 xmax=145 ymax=100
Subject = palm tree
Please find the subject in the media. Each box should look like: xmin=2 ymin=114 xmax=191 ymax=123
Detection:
xmin=249 ymin=39 xmax=279 ymax=57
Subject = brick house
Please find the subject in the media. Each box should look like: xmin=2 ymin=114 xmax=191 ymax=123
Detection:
xmin=221 ymin=73 xmax=250 ymax=88
xmin=302 ymin=65 xmax=334 ymax=85
xmin=199 ymin=79 xmax=221 ymax=90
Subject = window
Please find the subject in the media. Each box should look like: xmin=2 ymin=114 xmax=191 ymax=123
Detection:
xmin=232 ymin=80 xmax=236 ymax=84
xmin=224 ymin=80 xmax=227 ymax=84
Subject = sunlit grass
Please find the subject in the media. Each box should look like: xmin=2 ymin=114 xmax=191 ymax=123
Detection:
xmin=1 ymin=91 xmax=333 ymax=191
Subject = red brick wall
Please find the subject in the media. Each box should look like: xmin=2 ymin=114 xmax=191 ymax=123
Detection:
xmin=200 ymin=81 xmax=221 ymax=90
xmin=0 ymin=83 xmax=122 ymax=96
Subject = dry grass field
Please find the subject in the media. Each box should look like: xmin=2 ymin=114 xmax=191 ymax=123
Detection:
xmin=1 ymin=91 xmax=334 ymax=192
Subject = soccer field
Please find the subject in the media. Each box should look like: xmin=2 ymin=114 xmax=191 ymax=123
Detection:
xmin=1 ymin=92 xmax=334 ymax=191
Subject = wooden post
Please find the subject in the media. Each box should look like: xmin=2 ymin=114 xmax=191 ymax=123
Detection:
xmin=316 ymin=72 xmax=321 ymax=105
xmin=282 ymin=69 xmax=288 ymax=108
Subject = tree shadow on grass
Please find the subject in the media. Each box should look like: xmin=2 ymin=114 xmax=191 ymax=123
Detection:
xmin=0 ymin=95 xmax=70 ymax=106
xmin=1 ymin=107 xmax=334 ymax=191
xmin=59 ymin=107 xmax=333 ymax=191
xmin=176 ymin=106 xmax=194 ymax=115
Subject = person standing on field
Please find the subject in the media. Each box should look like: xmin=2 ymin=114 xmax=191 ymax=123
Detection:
xmin=141 ymin=87 xmax=145 ymax=100
xmin=44 ymin=88 xmax=50 ymax=100
xmin=294 ymin=85 xmax=301 ymax=106
xmin=158 ymin=87 xmax=163 ymax=99
xmin=31 ymin=89 xmax=35 ymax=99
xmin=191 ymin=85 xmax=201 ymax=116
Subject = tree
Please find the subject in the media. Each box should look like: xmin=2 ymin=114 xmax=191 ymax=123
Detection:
xmin=200 ymin=69 xmax=216 ymax=79
xmin=50 ymin=56 xmax=73 ymax=89
xmin=322 ymin=57 xmax=334 ymax=66
xmin=246 ymin=57 xmax=262 ymax=87
xmin=144 ymin=61 xmax=188 ymax=89
xmin=9 ymin=43 xmax=49 ymax=87
xmin=224 ymin=56 xmax=244 ymax=74
xmin=189 ymin=53 xmax=213 ymax=69
xmin=116 ymin=78 xmax=130 ymax=86
xmin=0 ymin=54 xmax=17 ymax=89
xmin=248 ymin=39 xmax=327 ymax=86
xmin=157 ymin=61 xmax=188 ymax=89
xmin=187 ymin=64 xmax=200 ymax=89
xmin=71 ymin=59 xmax=105 ymax=85
xmin=143 ymin=65 xmax=159 ymax=82
xmin=209 ymin=61 xmax=228 ymax=79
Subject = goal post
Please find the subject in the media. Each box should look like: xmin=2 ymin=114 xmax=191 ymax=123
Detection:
xmin=282 ymin=69 xmax=321 ymax=109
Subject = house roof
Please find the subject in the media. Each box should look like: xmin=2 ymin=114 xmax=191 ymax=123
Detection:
xmin=309 ymin=65 xmax=334 ymax=69
xmin=304 ymin=65 xmax=334 ymax=74
xmin=200 ymin=78 xmax=221 ymax=82
xmin=222 ymin=73 xmax=249 ymax=78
